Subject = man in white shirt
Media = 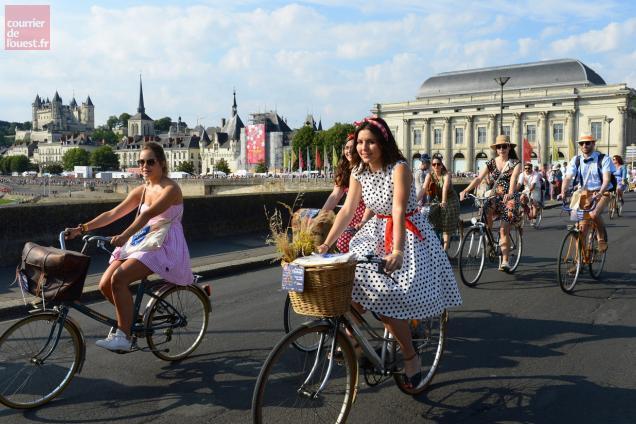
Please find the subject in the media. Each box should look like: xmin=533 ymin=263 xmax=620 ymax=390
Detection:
xmin=414 ymin=154 xmax=431 ymax=200
xmin=518 ymin=162 xmax=542 ymax=220
xmin=560 ymin=134 xmax=614 ymax=252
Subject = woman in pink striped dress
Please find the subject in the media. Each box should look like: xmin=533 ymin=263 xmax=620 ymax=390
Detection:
xmin=321 ymin=134 xmax=368 ymax=252
xmin=65 ymin=141 xmax=192 ymax=352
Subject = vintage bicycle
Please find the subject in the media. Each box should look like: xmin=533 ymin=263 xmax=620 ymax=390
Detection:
xmin=253 ymin=256 xmax=447 ymax=423
xmin=458 ymin=194 xmax=523 ymax=286
xmin=607 ymin=191 xmax=623 ymax=219
xmin=0 ymin=231 xmax=211 ymax=409
xmin=557 ymin=199 xmax=607 ymax=293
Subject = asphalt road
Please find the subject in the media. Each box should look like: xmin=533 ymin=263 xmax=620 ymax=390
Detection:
xmin=1 ymin=194 xmax=635 ymax=423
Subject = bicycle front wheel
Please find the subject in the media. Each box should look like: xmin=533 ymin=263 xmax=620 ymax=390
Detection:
xmin=507 ymin=225 xmax=523 ymax=273
xmin=588 ymin=227 xmax=607 ymax=280
xmin=252 ymin=322 xmax=358 ymax=424
xmin=557 ymin=230 xmax=581 ymax=293
xmin=0 ymin=312 xmax=81 ymax=409
xmin=446 ymin=220 xmax=464 ymax=259
xmin=395 ymin=310 xmax=447 ymax=395
xmin=458 ymin=227 xmax=486 ymax=287
xmin=283 ymin=295 xmax=322 ymax=352
xmin=145 ymin=285 xmax=210 ymax=361
xmin=534 ymin=207 xmax=543 ymax=228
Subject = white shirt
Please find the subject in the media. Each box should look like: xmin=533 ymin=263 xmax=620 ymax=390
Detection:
xmin=566 ymin=151 xmax=614 ymax=191
xmin=518 ymin=171 xmax=540 ymax=194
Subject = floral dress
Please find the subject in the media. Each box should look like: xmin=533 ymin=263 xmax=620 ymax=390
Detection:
xmin=485 ymin=158 xmax=521 ymax=224
xmin=336 ymin=187 xmax=366 ymax=253
xmin=348 ymin=162 xmax=462 ymax=319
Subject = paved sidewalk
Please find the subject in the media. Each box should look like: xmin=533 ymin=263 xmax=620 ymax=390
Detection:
xmin=0 ymin=199 xmax=561 ymax=321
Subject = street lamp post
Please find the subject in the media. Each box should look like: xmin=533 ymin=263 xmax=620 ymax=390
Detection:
xmin=605 ymin=117 xmax=614 ymax=155
xmin=494 ymin=76 xmax=510 ymax=135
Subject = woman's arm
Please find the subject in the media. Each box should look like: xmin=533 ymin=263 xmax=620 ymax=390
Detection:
xmin=111 ymin=184 xmax=181 ymax=246
xmin=505 ymin=163 xmax=522 ymax=200
xmin=417 ymin=173 xmax=431 ymax=204
xmin=461 ymin=165 xmax=489 ymax=200
xmin=317 ymin=175 xmax=362 ymax=252
xmin=355 ymin=207 xmax=374 ymax=230
xmin=321 ymin=185 xmax=345 ymax=212
xmin=386 ymin=163 xmax=410 ymax=272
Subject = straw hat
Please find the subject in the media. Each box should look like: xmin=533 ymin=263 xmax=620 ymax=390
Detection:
xmin=577 ymin=134 xmax=596 ymax=143
xmin=490 ymin=134 xmax=516 ymax=150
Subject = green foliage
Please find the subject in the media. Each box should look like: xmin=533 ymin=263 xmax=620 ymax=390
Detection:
xmin=43 ymin=163 xmax=63 ymax=175
xmin=322 ymin=122 xmax=355 ymax=153
xmin=0 ymin=156 xmax=10 ymax=174
xmin=91 ymin=127 xmax=119 ymax=145
xmin=118 ymin=113 xmax=131 ymax=129
xmin=215 ymin=158 xmax=231 ymax=174
xmin=255 ymin=160 xmax=268 ymax=173
xmin=90 ymin=145 xmax=119 ymax=171
xmin=62 ymin=148 xmax=90 ymax=170
xmin=154 ymin=117 xmax=172 ymax=132
xmin=9 ymin=155 xmax=30 ymax=173
xmin=106 ymin=115 xmax=119 ymax=130
xmin=176 ymin=161 xmax=194 ymax=174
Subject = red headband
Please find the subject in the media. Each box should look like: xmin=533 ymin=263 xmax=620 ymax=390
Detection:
xmin=354 ymin=116 xmax=388 ymax=141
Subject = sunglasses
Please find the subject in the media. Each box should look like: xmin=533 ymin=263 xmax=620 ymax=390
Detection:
xmin=431 ymin=162 xmax=442 ymax=167
xmin=137 ymin=158 xmax=156 ymax=167
xmin=496 ymin=145 xmax=509 ymax=150
xmin=578 ymin=141 xmax=593 ymax=147
xmin=524 ymin=166 xmax=532 ymax=170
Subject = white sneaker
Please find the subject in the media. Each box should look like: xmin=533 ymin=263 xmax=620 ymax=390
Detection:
xmin=95 ymin=329 xmax=132 ymax=352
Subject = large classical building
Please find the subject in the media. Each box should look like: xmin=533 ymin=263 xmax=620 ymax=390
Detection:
xmin=376 ymin=59 xmax=636 ymax=173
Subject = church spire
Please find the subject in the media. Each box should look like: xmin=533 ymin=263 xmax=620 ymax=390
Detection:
xmin=232 ymin=88 xmax=237 ymax=117
xmin=137 ymin=74 xmax=145 ymax=114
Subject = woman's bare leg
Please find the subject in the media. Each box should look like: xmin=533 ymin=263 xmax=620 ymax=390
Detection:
xmin=99 ymin=260 xmax=123 ymax=304
xmin=500 ymin=221 xmax=510 ymax=263
xmin=380 ymin=315 xmax=418 ymax=376
xmin=110 ymin=259 xmax=152 ymax=337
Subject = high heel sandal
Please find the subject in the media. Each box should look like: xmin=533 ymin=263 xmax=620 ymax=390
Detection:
xmin=400 ymin=353 xmax=422 ymax=390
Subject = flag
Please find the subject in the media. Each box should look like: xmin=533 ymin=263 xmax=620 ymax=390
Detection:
xmin=283 ymin=150 xmax=289 ymax=171
xmin=316 ymin=146 xmax=322 ymax=169
xmin=332 ymin=145 xmax=339 ymax=168
xmin=552 ymin=143 xmax=559 ymax=163
xmin=291 ymin=148 xmax=297 ymax=171
xmin=324 ymin=145 xmax=328 ymax=170
xmin=298 ymin=147 xmax=304 ymax=171
xmin=523 ymin=138 xmax=533 ymax=164
xmin=568 ymin=139 xmax=575 ymax=161
xmin=307 ymin=147 xmax=311 ymax=172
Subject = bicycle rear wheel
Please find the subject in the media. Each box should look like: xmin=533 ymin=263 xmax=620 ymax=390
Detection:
xmin=557 ymin=230 xmax=581 ymax=293
xmin=395 ymin=310 xmax=447 ymax=395
xmin=507 ymin=225 xmax=523 ymax=273
xmin=609 ymin=197 xmax=616 ymax=219
xmin=588 ymin=227 xmax=607 ymax=279
xmin=446 ymin=220 xmax=464 ymax=259
xmin=283 ymin=294 xmax=322 ymax=352
xmin=252 ymin=322 xmax=357 ymax=424
xmin=458 ymin=227 xmax=486 ymax=287
xmin=0 ymin=312 xmax=81 ymax=409
xmin=145 ymin=285 xmax=210 ymax=361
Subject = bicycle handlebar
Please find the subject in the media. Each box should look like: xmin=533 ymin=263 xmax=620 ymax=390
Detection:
xmin=58 ymin=230 xmax=113 ymax=253
xmin=561 ymin=198 xmax=598 ymax=213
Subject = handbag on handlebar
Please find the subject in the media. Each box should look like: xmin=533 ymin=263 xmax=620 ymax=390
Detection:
xmin=16 ymin=242 xmax=91 ymax=302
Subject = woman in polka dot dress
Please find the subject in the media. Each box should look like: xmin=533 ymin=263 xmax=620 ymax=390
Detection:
xmin=318 ymin=116 xmax=462 ymax=389
xmin=320 ymin=134 xmax=368 ymax=253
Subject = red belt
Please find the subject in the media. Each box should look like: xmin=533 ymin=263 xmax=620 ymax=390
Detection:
xmin=375 ymin=210 xmax=423 ymax=254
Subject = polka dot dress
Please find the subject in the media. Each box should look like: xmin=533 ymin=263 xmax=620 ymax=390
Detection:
xmin=349 ymin=162 xmax=462 ymax=320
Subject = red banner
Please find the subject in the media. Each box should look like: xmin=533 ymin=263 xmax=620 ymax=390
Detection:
xmin=246 ymin=124 xmax=266 ymax=164
xmin=523 ymin=138 xmax=533 ymax=164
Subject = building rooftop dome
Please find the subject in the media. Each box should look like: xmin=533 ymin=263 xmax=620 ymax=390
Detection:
xmin=417 ymin=59 xmax=606 ymax=98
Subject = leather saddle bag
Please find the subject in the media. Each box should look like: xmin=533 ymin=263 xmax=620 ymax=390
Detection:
xmin=17 ymin=242 xmax=91 ymax=301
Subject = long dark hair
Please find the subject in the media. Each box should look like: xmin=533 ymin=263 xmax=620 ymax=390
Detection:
xmin=613 ymin=155 xmax=624 ymax=165
xmin=334 ymin=135 xmax=354 ymax=188
xmin=351 ymin=116 xmax=405 ymax=172
xmin=431 ymin=153 xmax=448 ymax=175
xmin=142 ymin=141 xmax=169 ymax=176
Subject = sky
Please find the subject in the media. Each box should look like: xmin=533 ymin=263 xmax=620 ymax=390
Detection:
xmin=1 ymin=0 xmax=636 ymax=130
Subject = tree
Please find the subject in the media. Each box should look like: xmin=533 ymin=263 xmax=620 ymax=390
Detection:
xmin=9 ymin=155 xmax=29 ymax=173
xmin=91 ymin=127 xmax=119 ymax=145
xmin=154 ymin=117 xmax=172 ymax=133
xmin=322 ymin=123 xmax=355 ymax=153
xmin=43 ymin=163 xmax=63 ymax=175
xmin=255 ymin=160 xmax=268 ymax=173
xmin=176 ymin=161 xmax=194 ymax=174
xmin=62 ymin=148 xmax=90 ymax=170
xmin=0 ymin=156 xmax=10 ymax=174
xmin=118 ymin=112 xmax=131 ymax=129
xmin=106 ymin=115 xmax=119 ymax=130
xmin=215 ymin=158 xmax=231 ymax=174
xmin=90 ymin=145 xmax=120 ymax=171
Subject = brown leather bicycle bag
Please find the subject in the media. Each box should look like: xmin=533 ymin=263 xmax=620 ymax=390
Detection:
xmin=17 ymin=242 xmax=90 ymax=301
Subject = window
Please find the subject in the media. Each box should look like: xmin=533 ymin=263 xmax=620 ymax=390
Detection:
xmin=526 ymin=124 xmax=536 ymax=142
xmin=525 ymin=104 xmax=534 ymax=108
xmin=503 ymin=126 xmax=511 ymax=137
xmin=433 ymin=128 xmax=442 ymax=145
xmin=553 ymin=123 xmax=564 ymax=141
xmin=454 ymin=108 xmax=461 ymax=113
xmin=477 ymin=127 xmax=486 ymax=144
xmin=455 ymin=128 xmax=464 ymax=144
xmin=413 ymin=129 xmax=421 ymax=145
xmin=591 ymin=122 xmax=602 ymax=141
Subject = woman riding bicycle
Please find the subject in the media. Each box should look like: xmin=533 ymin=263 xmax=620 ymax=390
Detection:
xmin=612 ymin=155 xmax=627 ymax=205
xmin=460 ymin=134 xmax=522 ymax=272
xmin=417 ymin=153 xmax=460 ymax=252
xmin=320 ymin=133 xmax=369 ymax=253
xmin=517 ymin=162 xmax=542 ymax=221
xmin=65 ymin=141 xmax=193 ymax=352
xmin=317 ymin=116 xmax=461 ymax=389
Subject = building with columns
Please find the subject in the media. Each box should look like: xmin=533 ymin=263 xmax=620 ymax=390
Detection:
xmin=375 ymin=59 xmax=636 ymax=173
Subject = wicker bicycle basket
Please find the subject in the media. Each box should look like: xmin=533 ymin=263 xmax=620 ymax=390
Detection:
xmin=287 ymin=260 xmax=357 ymax=317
